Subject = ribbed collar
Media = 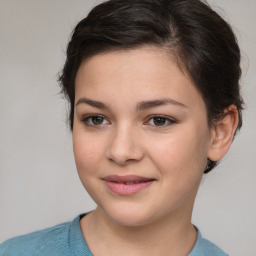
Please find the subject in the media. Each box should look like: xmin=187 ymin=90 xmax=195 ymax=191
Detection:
xmin=68 ymin=214 xmax=215 ymax=256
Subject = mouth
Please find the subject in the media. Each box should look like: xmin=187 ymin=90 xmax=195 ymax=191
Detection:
xmin=102 ymin=175 xmax=156 ymax=196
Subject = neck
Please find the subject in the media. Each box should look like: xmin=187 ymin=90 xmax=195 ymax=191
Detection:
xmin=80 ymin=203 xmax=197 ymax=256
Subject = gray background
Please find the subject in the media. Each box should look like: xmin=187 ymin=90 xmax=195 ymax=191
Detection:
xmin=0 ymin=0 xmax=255 ymax=255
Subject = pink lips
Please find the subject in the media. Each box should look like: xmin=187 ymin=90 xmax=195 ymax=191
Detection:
xmin=103 ymin=175 xmax=155 ymax=196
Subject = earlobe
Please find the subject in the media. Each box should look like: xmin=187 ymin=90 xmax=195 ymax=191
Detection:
xmin=208 ymin=105 xmax=239 ymax=161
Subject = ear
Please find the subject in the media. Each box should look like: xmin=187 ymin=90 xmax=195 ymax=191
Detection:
xmin=207 ymin=105 xmax=239 ymax=161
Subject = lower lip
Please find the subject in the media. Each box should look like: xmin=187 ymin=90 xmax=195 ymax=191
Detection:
xmin=104 ymin=180 xmax=154 ymax=196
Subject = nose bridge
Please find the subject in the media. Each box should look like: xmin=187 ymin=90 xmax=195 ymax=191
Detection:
xmin=107 ymin=121 xmax=143 ymax=165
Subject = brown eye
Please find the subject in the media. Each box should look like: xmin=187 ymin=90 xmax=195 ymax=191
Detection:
xmin=153 ymin=117 xmax=167 ymax=126
xmin=147 ymin=115 xmax=175 ymax=127
xmin=91 ymin=116 xmax=104 ymax=125
xmin=82 ymin=115 xmax=110 ymax=126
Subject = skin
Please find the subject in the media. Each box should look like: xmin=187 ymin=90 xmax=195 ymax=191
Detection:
xmin=72 ymin=46 xmax=238 ymax=256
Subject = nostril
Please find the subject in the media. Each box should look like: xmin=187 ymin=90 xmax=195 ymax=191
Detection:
xmin=106 ymin=129 xmax=144 ymax=164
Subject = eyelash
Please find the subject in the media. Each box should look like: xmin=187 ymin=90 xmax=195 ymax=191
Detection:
xmin=81 ymin=115 xmax=176 ymax=128
xmin=81 ymin=115 xmax=110 ymax=127
xmin=146 ymin=115 xmax=176 ymax=127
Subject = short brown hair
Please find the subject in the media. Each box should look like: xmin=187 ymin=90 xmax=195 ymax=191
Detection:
xmin=59 ymin=0 xmax=243 ymax=173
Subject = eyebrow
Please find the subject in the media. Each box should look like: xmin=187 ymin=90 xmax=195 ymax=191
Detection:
xmin=136 ymin=99 xmax=187 ymax=111
xmin=75 ymin=98 xmax=187 ymax=110
xmin=76 ymin=98 xmax=107 ymax=109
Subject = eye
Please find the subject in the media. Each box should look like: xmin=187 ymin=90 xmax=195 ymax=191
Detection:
xmin=82 ymin=115 xmax=110 ymax=127
xmin=146 ymin=115 xmax=175 ymax=127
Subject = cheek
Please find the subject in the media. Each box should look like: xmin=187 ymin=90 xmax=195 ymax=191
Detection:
xmin=147 ymin=128 xmax=209 ymax=177
xmin=73 ymin=135 xmax=106 ymax=203
xmin=73 ymin=132 xmax=103 ymax=176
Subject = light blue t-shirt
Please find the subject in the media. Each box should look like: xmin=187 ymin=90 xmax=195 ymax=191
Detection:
xmin=0 ymin=214 xmax=228 ymax=256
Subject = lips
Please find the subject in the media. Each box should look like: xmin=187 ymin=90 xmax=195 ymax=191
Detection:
xmin=103 ymin=175 xmax=155 ymax=195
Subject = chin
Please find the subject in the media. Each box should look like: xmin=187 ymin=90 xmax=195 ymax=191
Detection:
xmin=110 ymin=213 xmax=153 ymax=227
xmin=99 ymin=203 xmax=161 ymax=228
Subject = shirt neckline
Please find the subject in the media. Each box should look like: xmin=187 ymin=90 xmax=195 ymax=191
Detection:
xmin=70 ymin=213 xmax=201 ymax=256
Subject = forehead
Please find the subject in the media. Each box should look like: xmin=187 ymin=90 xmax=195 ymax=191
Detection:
xmin=75 ymin=46 xmax=205 ymax=112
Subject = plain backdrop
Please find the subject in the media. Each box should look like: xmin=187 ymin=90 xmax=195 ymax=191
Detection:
xmin=0 ymin=0 xmax=255 ymax=255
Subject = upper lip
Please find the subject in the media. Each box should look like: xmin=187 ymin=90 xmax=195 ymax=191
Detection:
xmin=103 ymin=175 xmax=155 ymax=183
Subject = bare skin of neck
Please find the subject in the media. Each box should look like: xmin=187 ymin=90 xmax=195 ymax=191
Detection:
xmin=80 ymin=197 xmax=198 ymax=256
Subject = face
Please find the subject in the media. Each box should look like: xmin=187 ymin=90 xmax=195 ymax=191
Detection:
xmin=73 ymin=47 xmax=214 ymax=227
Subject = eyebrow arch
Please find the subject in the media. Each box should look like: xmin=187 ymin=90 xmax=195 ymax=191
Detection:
xmin=136 ymin=98 xmax=187 ymax=111
xmin=75 ymin=97 xmax=187 ymax=110
xmin=76 ymin=98 xmax=107 ymax=109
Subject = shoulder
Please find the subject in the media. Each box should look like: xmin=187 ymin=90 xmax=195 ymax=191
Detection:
xmin=189 ymin=227 xmax=229 ymax=256
xmin=0 ymin=220 xmax=72 ymax=256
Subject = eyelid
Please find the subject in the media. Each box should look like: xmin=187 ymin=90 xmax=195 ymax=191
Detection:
xmin=80 ymin=114 xmax=176 ymax=128
xmin=145 ymin=115 xmax=176 ymax=127
xmin=81 ymin=114 xmax=110 ymax=127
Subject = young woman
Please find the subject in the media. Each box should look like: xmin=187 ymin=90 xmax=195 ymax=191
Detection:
xmin=0 ymin=0 xmax=243 ymax=255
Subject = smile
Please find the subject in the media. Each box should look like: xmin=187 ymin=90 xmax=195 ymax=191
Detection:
xmin=103 ymin=175 xmax=155 ymax=196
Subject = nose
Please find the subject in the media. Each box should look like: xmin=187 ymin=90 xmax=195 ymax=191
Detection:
xmin=106 ymin=125 xmax=144 ymax=165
